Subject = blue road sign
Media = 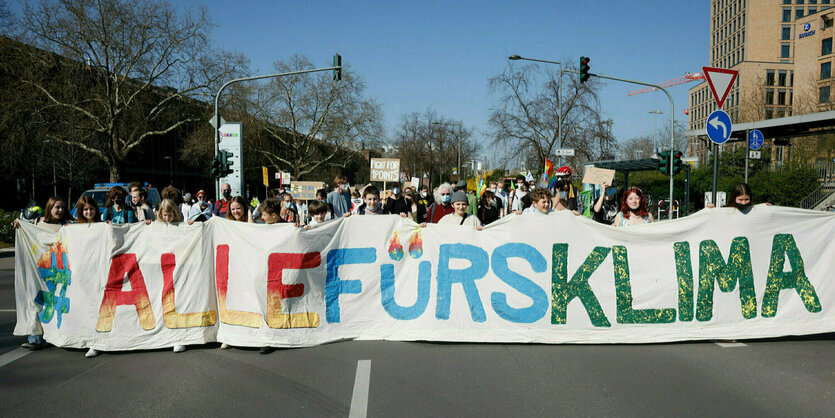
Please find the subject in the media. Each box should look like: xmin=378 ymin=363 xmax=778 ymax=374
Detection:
xmin=748 ymin=130 xmax=764 ymax=150
xmin=706 ymin=110 xmax=732 ymax=144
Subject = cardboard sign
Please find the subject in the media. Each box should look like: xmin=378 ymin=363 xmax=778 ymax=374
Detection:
xmin=262 ymin=167 xmax=269 ymax=187
xmin=370 ymin=158 xmax=400 ymax=182
xmin=290 ymin=181 xmax=324 ymax=200
xmin=582 ymin=167 xmax=615 ymax=185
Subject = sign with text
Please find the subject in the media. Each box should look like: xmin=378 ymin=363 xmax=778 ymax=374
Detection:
xmin=582 ymin=167 xmax=615 ymax=185
xmin=218 ymin=123 xmax=244 ymax=197
xmin=262 ymin=167 xmax=269 ymax=187
xmin=13 ymin=207 xmax=835 ymax=350
xmin=290 ymin=181 xmax=324 ymax=200
xmin=370 ymin=158 xmax=400 ymax=182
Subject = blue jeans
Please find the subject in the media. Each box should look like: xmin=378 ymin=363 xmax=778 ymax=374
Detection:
xmin=27 ymin=335 xmax=45 ymax=344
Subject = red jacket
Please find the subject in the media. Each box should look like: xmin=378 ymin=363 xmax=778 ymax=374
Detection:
xmin=426 ymin=202 xmax=454 ymax=223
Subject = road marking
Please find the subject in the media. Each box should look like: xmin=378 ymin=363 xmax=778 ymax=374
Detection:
xmin=713 ymin=340 xmax=747 ymax=348
xmin=0 ymin=348 xmax=33 ymax=368
xmin=349 ymin=360 xmax=371 ymax=418
xmin=0 ymin=309 xmax=16 ymax=313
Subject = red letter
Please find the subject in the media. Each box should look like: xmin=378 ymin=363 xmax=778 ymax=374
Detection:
xmin=266 ymin=252 xmax=321 ymax=328
xmin=216 ymin=245 xmax=262 ymax=328
xmin=96 ymin=254 xmax=155 ymax=332
xmin=161 ymin=253 xmax=217 ymax=329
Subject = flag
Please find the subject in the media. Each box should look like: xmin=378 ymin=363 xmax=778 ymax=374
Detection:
xmin=545 ymin=158 xmax=557 ymax=189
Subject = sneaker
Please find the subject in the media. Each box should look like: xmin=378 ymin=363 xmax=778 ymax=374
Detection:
xmin=220 ymin=343 xmax=229 ymax=349
xmin=85 ymin=348 xmax=100 ymax=358
xmin=20 ymin=342 xmax=46 ymax=350
xmin=173 ymin=345 xmax=186 ymax=353
xmin=259 ymin=346 xmax=274 ymax=354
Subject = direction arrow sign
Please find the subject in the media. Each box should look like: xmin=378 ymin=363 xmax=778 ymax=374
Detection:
xmin=702 ymin=66 xmax=739 ymax=109
xmin=706 ymin=110 xmax=732 ymax=144
xmin=553 ymin=148 xmax=575 ymax=157
xmin=748 ymin=129 xmax=764 ymax=150
xmin=749 ymin=150 xmax=761 ymax=159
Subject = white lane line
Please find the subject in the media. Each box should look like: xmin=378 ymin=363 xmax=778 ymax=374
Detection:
xmin=714 ymin=340 xmax=747 ymax=348
xmin=0 ymin=309 xmax=16 ymax=313
xmin=349 ymin=360 xmax=372 ymax=418
xmin=0 ymin=348 xmax=33 ymax=368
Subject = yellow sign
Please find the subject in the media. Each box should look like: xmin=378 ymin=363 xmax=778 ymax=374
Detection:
xmin=290 ymin=181 xmax=324 ymax=200
xmin=262 ymin=167 xmax=268 ymax=187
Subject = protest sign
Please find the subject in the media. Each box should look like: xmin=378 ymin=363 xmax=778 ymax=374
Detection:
xmin=370 ymin=158 xmax=400 ymax=182
xmin=290 ymin=181 xmax=324 ymax=200
xmin=14 ymin=206 xmax=835 ymax=350
xmin=582 ymin=167 xmax=616 ymax=185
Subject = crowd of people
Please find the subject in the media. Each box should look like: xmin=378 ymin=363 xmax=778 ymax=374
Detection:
xmin=13 ymin=167 xmax=770 ymax=356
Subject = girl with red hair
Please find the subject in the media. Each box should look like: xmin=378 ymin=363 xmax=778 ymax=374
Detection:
xmin=613 ymin=187 xmax=654 ymax=227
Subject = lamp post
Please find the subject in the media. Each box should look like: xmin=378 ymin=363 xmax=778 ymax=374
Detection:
xmin=509 ymin=54 xmax=563 ymax=166
xmin=648 ymin=110 xmax=662 ymax=154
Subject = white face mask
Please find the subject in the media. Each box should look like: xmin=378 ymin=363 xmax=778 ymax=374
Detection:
xmin=420 ymin=191 xmax=427 ymax=198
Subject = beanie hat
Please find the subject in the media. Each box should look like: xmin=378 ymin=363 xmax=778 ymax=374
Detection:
xmin=451 ymin=191 xmax=468 ymax=204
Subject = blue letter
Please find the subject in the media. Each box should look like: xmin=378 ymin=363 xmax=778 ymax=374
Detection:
xmin=326 ymin=248 xmax=375 ymax=323
xmin=380 ymin=261 xmax=431 ymax=320
xmin=436 ymin=244 xmax=489 ymax=322
xmin=490 ymin=243 xmax=548 ymax=323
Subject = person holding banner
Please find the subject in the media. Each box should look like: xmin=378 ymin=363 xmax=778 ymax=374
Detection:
xmin=327 ymin=175 xmax=352 ymax=217
xmin=717 ymin=183 xmax=771 ymax=213
xmin=613 ymin=187 xmax=654 ymax=226
xmin=521 ymin=188 xmax=554 ymax=215
xmin=280 ymin=192 xmax=299 ymax=224
xmin=356 ymin=186 xmax=390 ymax=215
xmin=385 ymin=184 xmax=411 ymax=217
xmin=74 ymin=196 xmax=101 ymax=224
xmin=225 ymin=196 xmax=254 ymax=223
xmin=436 ymin=191 xmax=482 ymax=229
xmin=477 ymin=190 xmax=501 ymax=225
xmin=314 ymin=189 xmax=335 ymax=221
xmin=157 ymin=199 xmax=183 ymax=223
xmin=102 ymin=186 xmax=136 ymax=224
xmin=425 ymin=183 xmax=454 ymax=223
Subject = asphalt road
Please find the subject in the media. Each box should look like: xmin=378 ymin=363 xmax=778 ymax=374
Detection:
xmin=1 ymin=250 xmax=834 ymax=417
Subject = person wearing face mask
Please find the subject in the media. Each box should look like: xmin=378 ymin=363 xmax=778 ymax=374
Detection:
xmin=180 ymin=192 xmax=194 ymax=221
xmin=435 ymin=191 xmax=482 ymax=230
xmin=187 ymin=190 xmax=213 ymax=223
xmin=551 ymin=166 xmax=582 ymax=215
xmin=214 ymin=183 xmax=233 ymax=217
xmin=592 ymin=180 xmax=620 ymax=225
xmin=477 ymin=190 xmax=501 ymax=225
xmin=279 ymin=192 xmax=299 ymax=224
xmin=424 ymin=182 xmax=455 ymax=223
xmin=415 ymin=185 xmax=434 ymax=223
xmin=509 ymin=175 xmax=529 ymax=213
xmin=385 ymin=184 xmax=412 ymax=217
xmin=327 ymin=175 xmax=353 ymax=217
xmin=723 ymin=183 xmax=771 ymax=213
xmin=490 ymin=181 xmax=508 ymax=217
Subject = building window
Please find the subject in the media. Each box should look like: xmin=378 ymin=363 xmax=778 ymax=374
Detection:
xmin=782 ymin=43 xmax=791 ymax=57
xmin=797 ymin=0 xmax=805 ymax=4
xmin=778 ymin=90 xmax=787 ymax=105
xmin=810 ymin=0 xmax=817 ymax=4
xmin=784 ymin=0 xmax=792 ymax=4
xmin=823 ymin=37 xmax=833 ymax=55
xmin=766 ymin=109 xmax=774 ymax=119
xmin=796 ymin=8 xmax=805 ymax=19
xmin=766 ymin=70 xmax=775 ymax=85
xmin=822 ymin=62 xmax=831 ymax=79
xmin=766 ymin=89 xmax=775 ymax=104
xmin=821 ymin=85 xmax=831 ymax=102
xmin=824 ymin=17 xmax=834 ymax=29
xmin=782 ymin=26 xmax=792 ymax=39
xmin=810 ymin=7 xmax=817 ymax=13
xmin=779 ymin=70 xmax=786 ymax=86
xmin=783 ymin=8 xmax=792 ymax=21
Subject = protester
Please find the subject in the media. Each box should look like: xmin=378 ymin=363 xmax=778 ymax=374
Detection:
xmin=477 ymin=190 xmax=501 ymax=225
xmin=425 ymin=182 xmax=454 ymax=223
xmin=295 ymin=198 xmax=308 ymax=225
xmin=225 ymin=196 xmax=254 ymax=223
xmin=260 ymin=198 xmax=282 ymax=225
xmin=157 ymin=199 xmax=183 ymax=223
xmin=126 ymin=181 xmax=143 ymax=211
xmin=315 ymin=188 xmax=335 ymax=221
xmin=102 ymin=186 xmax=136 ymax=224
xmin=74 ymin=196 xmax=101 ymax=224
xmin=491 ymin=181 xmax=508 ymax=217
xmin=180 ymin=192 xmax=194 ymax=221
xmin=187 ymin=190 xmax=213 ymax=223
xmin=592 ymin=180 xmax=620 ymax=225
xmin=613 ymin=187 xmax=654 ymax=226
xmin=551 ymin=166 xmax=582 ymax=215
xmin=509 ymin=175 xmax=530 ymax=213
xmin=385 ymin=184 xmax=411 ymax=217
xmin=522 ymin=188 xmax=553 ymax=214
xmin=132 ymin=187 xmax=156 ymax=224
xmin=14 ymin=196 xmax=72 ymax=351
xmin=280 ymin=192 xmax=299 ymax=224
xmin=161 ymin=185 xmax=182 ymax=205
xmin=350 ymin=189 xmax=363 ymax=214
xmin=215 ymin=183 xmax=233 ymax=217
xmin=327 ymin=175 xmax=352 ymax=217
xmin=404 ymin=188 xmax=419 ymax=221
xmin=356 ymin=185 xmax=389 ymax=215
xmin=304 ymin=200 xmax=331 ymax=229
xmin=433 ymin=191 xmax=482 ymax=229
xmin=454 ymin=180 xmax=478 ymax=215
xmin=415 ymin=185 xmax=434 ymax=223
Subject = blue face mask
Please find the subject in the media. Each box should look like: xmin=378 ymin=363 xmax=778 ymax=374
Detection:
xmin=606 ymin=187 xmax=616 ymax=197
xmin=284 ymin=202 xmax=293 ymax=209
xmin=441 ymin=195 xmax=451 ymax=204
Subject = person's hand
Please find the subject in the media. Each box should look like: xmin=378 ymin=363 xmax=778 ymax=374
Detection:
xmin=400 ymin=213 xmax=408 ymax=218
xmin=13 ymin=219 xmax=21 ymax=229
xmin=572 ymin=210 xmax=579 ymax=216
xmin=304 ymin=225 xmax=312 ymax=230
xmin=601 ymin=180 xmax=611 ymax=188
xmin=705 ymin=203 xmax=716 ymax=209
xmin=419 ymin=222 xmax=427 ymax=228
xmin=106 ymin=220 xmax=112 ymax=224
xmin=144 ymin=220 xmax=152 ymax=225
xmin=513 ymin=210 xmax=522 ymax=215
xmin=187 ymin=219 xmax=195 ymax=225
xmin=343 ymin=212 xmax=352 ymax=218
xmin=765 ymin=202 xmax=773 ymax=206
xmin=475 ymin=225 xmax=483 ymax=231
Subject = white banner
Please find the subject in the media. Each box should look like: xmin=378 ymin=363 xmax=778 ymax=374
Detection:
xmin=14 ymin=206 xmax=835 ymax=350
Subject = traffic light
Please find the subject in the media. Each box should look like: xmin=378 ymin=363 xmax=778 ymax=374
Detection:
xmin=671 ymin=151 xmax=683 ymax=175
xmin=333 ymin=53 xmax=342 ymax=81
xmin=210 ymin=155 xmax=222 ymax=178
xmin=579 ymin=56 xmax=591 ymax=83
xmin=657 ymin=150 xmax=671 ymax=175
xmin=219 ymin=150 xmax=234 ymax=177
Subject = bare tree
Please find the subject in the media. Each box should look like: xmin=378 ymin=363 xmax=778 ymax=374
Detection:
xmin=14 ymin=0 xmax=247 ymax=181
xmin=488 ymin=61 xmax=617 ymax=179
xmin=246 ymin=55 xmax=384 ymax=180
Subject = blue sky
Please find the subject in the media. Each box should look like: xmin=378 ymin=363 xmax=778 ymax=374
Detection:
xmin=10 ymin=0 xmax=710 ymax=152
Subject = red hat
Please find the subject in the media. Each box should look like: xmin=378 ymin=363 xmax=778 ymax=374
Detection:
xmin=556 ymin=166 xmax=571 ymax=176
xmin=196 ymin=189 xmax=207 ymax=197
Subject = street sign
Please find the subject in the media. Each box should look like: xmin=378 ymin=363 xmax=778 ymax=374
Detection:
xmin=262 ymin=167 xmax=268 ymax=187
xmin=553 ymin=148 xmax=575 ymax=157
xmin=706 ymin=110 xmax=732 ymax=144
xmin=748 ymin=130 xmax=764 ymax=150
xmin=208 ymin=115 xmax=227 ymax=129
xmin=749 ymin=151 xmax=761 ymax=159
xmin=702 ymin=66 xmax=739 ymax=109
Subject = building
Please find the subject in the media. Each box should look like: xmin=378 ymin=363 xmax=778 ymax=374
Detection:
xmin=688 ymin=0 xmax=835 ymax=166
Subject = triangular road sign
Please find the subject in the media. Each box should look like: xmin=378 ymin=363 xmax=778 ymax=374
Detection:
xmin=702 ymin=66 xmax=739 ymax=109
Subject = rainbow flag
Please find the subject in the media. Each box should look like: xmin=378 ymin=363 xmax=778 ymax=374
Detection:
xmin=545 ymin=158 xmax=557 ymax=188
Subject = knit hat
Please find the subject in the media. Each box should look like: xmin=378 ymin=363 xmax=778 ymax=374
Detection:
xmin=455 ymin=180 xmax=467 ymax=189
xmin=451 ymin=191 xmax=468 ymax=204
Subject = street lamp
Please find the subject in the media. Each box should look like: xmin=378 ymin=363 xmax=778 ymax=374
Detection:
xmin=649 ymin=110 xmax=662 ymax=154
xmin=509 ymin=54 xmax=563 ymax=165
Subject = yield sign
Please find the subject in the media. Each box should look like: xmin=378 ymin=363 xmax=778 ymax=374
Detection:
xmin=702 ymin=66 xmax=738 ymax=109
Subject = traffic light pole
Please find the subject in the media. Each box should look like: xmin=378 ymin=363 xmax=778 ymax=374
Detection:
xmin=565 ymin=69 xmax=676 ymax=219
xmin=213 ymin=62 xmax=342 ymax=199
xmin=744 ymin=129 xmax=750 ymax=183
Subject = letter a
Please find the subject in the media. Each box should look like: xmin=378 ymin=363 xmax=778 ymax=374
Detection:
xmin=96 ymin=254 xmax=156 ymax=332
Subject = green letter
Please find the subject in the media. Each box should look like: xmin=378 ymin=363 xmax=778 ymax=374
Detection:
xmin=551 ymin=244 xmax=611 ymax=327
xmin=762 ymin=234 xmax=821 ymax=317
xmin=696 ymin=238 xmax=758 ymax=321
xmin=612 ymin=246 xmax=676 ymax=324
xmin=674 ymin=242 xmax=694 ymax=322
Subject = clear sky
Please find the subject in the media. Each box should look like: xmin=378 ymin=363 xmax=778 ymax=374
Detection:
xmin=10 ymin=0 xmax=711 ymax=153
